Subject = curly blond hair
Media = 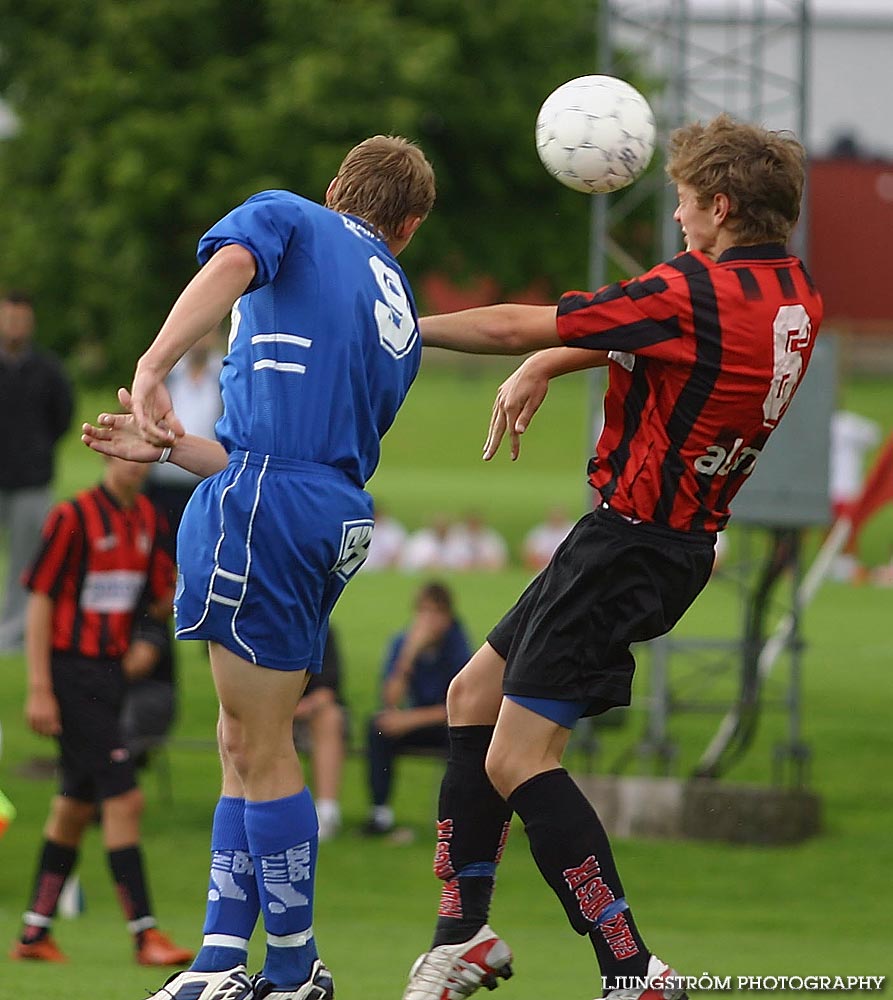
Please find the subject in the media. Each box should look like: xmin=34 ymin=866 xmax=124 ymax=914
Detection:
xmin=666 ymin=114 xmax=805 ymax=245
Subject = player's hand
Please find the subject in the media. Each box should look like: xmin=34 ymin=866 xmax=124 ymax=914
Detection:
xmin=130 ymin=364 xmax=185 ymax=447
xmin=374 ymin=708 xmax=416 ymax=738
xmin=82 ymin=390 xmax=166 ymax=463
xmin=483 ymin=359 xmax=550 ymax=462
xmin=26 ymin=689 xmax=61 ymax=738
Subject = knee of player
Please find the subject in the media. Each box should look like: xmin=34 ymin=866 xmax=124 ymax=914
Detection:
xmin=117 ymin=785 xmax=145 ymax=816
xmin=483 ymin=745 xmax=516 ymax=801
xmin=46 ymin=795 xmax=96 ymax=841
xmin=445 ymin=669 xmax=478 ymax=722
xmin=315 ymin=700 xmax=346 ymax=736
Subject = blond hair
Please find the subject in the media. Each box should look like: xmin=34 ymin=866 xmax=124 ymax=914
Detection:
xmin=327 ymin=135 xmax=436 ymax=242
xmin=666 ymin=113 xmax=805 ymax=245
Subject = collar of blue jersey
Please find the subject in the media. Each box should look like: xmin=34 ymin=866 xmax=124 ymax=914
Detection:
xmin=717 ymin=242 xmax=789 ymax=262
xmin=344 ymin=212 xmax=386 ymax=245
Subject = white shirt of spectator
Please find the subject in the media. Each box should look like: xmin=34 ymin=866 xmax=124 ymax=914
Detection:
xmin=443 ymin=523 xmax=508 ymax=571
xmin=830 ymin=410 xmax=881 ymax=506
xmin=363 ymin=514 xmax=408 ymax=571
xmin=522 ymin=515 xmax=574 ymax=570
xmin=150 ymin=351 xmax=224 ymax=487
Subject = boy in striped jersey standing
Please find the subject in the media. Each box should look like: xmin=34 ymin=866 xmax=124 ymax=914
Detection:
xmin=11 ymin=455 xmax=191 ymax=968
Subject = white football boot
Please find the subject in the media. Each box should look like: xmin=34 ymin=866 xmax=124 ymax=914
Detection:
xmin=402 ymin=925 xmax=513 ymax=1000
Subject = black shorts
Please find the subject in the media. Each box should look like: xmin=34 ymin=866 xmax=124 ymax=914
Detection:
xmin=52 ymin=653 xmax=137 ymax=802
xmin=488 ymin=505 xmax=716 ymax=716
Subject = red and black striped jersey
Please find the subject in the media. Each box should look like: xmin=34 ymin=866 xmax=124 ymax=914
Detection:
xmin=24 ymin=485 xmax=175 ymax=659
xmin=557 ymin=244 xmax=824 ymax=533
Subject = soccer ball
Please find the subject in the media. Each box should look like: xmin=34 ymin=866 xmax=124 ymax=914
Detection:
xmin=535 ymin=75 xmax=656 ymax=194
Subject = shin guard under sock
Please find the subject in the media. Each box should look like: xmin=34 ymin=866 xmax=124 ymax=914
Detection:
xmin=432 ymin=725 xmax=512 ymax=947
xmin=246 ymin=790 xmax=319 ymax=989
xmin=192 ymin=796 xmax=259 ymax=972
xmin=508 ymin=768 xmax=650 ymax=989
xmin=21 ymin=840 xmax=78 ymax=943
xmin=107 ymin=845 xmax=155 ymax=939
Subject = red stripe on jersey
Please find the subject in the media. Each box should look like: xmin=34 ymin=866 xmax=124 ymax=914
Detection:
xmin=557 ymin=245 xmax=824 ymax=532
xmin=24 ymin=485 xmax=174 ymax=658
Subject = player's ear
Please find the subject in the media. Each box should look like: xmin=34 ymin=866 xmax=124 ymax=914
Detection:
xmin=397 ymin=214 xmax=424 ymax=241
xmin=713 ymin=192 xmax=731 ymax=226
xmin=324 ymin=177 xmax=339 ymax=208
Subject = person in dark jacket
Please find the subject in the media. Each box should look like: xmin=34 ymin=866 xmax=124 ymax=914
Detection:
xmin=363 ymin=581 xmax=472 ymax=835
xmin=0 ymin=292 xmax=74 ymax=652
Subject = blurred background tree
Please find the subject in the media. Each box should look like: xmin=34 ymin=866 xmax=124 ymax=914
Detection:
xmin=0 ymin=0 xmax=658 ymax=380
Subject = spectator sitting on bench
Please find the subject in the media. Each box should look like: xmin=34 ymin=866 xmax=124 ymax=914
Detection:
xmin=363 ymin=581 xmax=471 ymax=836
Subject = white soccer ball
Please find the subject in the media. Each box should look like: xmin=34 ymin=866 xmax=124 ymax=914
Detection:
xmin=535 ymin=75 xmax=656 ymax=194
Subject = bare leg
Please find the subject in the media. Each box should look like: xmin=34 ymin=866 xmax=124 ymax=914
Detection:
xmin=210 ymin=642 xmax=309 ymax=801
xmin=207 ymin=643 xmax=324 ymax=990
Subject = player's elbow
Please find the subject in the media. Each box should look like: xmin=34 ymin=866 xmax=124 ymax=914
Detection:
xmin=211 ymin=243 xmax=258 ymax=289
xmin=487 ymin=304 xmax=557 ymax=354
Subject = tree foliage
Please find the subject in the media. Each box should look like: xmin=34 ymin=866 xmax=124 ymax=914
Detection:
xmin=0 ymin=0 xmax=616 ymax=378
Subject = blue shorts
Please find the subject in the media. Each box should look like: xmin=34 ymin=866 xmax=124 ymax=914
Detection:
xmin=174 ymin=451 xmax=373 ymax=671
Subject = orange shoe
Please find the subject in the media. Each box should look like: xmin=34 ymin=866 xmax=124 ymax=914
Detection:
xmin=10 ymin=935 xmax=68 ymax=962
xmin=136 ymin=927 xmax=194 ymax=967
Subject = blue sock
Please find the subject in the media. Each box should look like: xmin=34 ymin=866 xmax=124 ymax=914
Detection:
xmin=191 ymin=797 xmax=260 ymax=972
xmin=246 ymin=790 xmax=320 ymax=989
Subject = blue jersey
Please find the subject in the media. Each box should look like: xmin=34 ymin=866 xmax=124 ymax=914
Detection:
xmin=198 ymin=190 xmax=422 ymax=486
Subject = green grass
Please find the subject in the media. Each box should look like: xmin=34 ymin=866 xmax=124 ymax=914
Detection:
xmin=1 ymin=367 xmax=892 ymax=998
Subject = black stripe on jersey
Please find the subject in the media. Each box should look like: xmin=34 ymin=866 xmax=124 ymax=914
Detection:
xmin=666 ymin=252 xmax=707 ymax=278
xmin=569 ymin=316 xmax=682 ymax=353
xmin=54 ymin=507 xmax=82 ymax=602
xmin=595 ymin=361 xmax=652 ymax=505
xmin=798 ymin=261 xmax=818 ymax=294
xmin=713 ymin=427 xmax=771 ymax=528
xmin=690 ymin=465 xmax=721 ymax=531
xmin=559 ymin=285 xmax=626 ymax=315
xmin=775 ymin=267 xmax=796 ymax=298
xmin=626 ymin=276 xmax=669 ymax=300
xmin=653 ymin=261 xmax=723 ymax=527
xmin=95 ymin=492 xmax=114 ymax=663
xmin=733 ymin=267 xmax=762 ymax=302
xmin=28 ymin=507 xmax=70 ymax=601
xmin=68 ymin=499 xmax=90 ymax=656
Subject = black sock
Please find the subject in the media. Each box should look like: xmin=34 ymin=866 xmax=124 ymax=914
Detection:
xmin=508 ymin=768 xmax=650 ymax=990
xmin=432 ymin=726 xmax=512 ymax=947
xmin=21 ymin=840 xmax=78 ymax=943
xmin=107 ymin=845 xmax=154 ymax=940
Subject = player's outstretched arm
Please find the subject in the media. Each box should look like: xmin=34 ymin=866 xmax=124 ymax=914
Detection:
xmin=421 ymin=303 xmax=561 ymax=355
xmin=83 ymin=389 xmax=228 ymax=477
xmin=24 ymin=593 xmax=61 ymax=738
xmin=131 ymin=243 xmax=256 ymax=445
xmin=484 ymin=346 xmax=610 ymax=461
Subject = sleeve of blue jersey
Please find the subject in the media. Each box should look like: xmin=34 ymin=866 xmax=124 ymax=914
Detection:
xmin=196 ymin=189 xmax=300 ymax=291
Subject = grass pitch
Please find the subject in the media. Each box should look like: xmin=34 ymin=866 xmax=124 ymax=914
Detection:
xmin=0 ymin=365 xmax=891 ymax=998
